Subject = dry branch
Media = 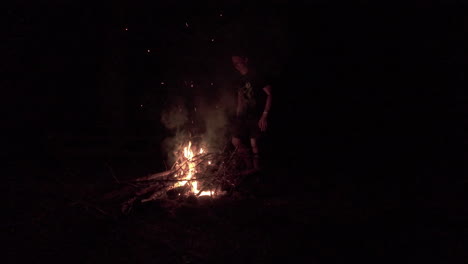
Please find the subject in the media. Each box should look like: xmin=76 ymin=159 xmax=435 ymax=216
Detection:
xmin=133 ymin=169 xmax=177 ymax=182
xmin=100 ymin=145 xmax=254 ymax=215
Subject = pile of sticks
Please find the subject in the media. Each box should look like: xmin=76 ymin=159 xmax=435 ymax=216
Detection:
xmin=103 ymin=146 xmax=250 ymax=214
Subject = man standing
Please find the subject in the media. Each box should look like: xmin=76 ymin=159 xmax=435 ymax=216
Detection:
xmin=231 ymin=54 xmax=272 ymax=171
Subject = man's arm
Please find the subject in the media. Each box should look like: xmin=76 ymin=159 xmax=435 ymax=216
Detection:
xmin=259 ymin=84 xmax=272 ymax=132
xmin=261 ymin=85 xmax=272 ymax=118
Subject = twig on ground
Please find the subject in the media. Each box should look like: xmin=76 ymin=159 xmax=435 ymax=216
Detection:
xmin=105 ymin=162 xmax=120 ymax=184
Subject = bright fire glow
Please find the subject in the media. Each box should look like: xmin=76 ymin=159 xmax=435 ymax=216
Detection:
xmin=174 ymin=141 xmax=213 ymax=196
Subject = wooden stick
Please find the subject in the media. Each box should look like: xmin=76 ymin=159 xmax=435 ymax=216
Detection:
xmin=133 ymin=169 xmax=177 ymax=182
xmin=105 ymin=163 xmax=120 ymax=184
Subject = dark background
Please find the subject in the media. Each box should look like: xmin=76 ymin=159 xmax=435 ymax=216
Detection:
xmin=5 ymin=0 xmax=463 ymax=191
xmin=4 ymin=1 xmax=465 ymax=262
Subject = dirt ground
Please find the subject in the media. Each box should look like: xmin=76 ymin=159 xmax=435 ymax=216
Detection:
xmin=7 ymin=155 xmax=465 ymax=264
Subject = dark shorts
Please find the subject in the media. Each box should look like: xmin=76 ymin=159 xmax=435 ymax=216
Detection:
xmin=232 ymin=116 xmax=261 ymax=139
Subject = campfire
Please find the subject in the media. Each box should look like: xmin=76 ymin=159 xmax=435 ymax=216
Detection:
xmin=172 ymin=140 xmax=216 ymax=196
xmin=110 ymin=137 xmax=251 ymax=214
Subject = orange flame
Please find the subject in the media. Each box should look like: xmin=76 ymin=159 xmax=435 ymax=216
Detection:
xmin=174 ymin=141 xmax=213 ymax=196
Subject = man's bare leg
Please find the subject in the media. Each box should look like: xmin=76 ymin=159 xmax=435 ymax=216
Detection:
xmin=250 ymin=138 xmax=261 ymax=171
xmin=232 ymin=137 xmax=253 ymax=169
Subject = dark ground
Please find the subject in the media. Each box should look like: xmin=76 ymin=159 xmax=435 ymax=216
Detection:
xmin=6 ymin=137 xmax=466 ymax=264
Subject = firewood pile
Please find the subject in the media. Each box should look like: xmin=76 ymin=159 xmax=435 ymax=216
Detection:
xmin=102 ymin=141 xmax=256 ymax=215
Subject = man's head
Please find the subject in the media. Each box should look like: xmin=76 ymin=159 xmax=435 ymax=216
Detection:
xmin=231 ymin=55 xmax=249 ymax=75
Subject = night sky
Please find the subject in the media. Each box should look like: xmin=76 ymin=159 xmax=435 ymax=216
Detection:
xmin=5 ymin=0 xmax=464 ymax=195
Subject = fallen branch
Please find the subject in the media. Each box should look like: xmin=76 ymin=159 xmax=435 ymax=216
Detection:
xmin=133 ymin=169 xmax=177 ymax=182
xmin=105 ymin=163 xmax=120 ymax=184
xmin=69 ymin=200 xmax=110 ymax=216
xmin=100 ymin=143 xmax=256 ymax=215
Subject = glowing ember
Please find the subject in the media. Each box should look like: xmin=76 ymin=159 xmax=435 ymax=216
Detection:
xmin=174 ymin=141 xmax=214 ymax=196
